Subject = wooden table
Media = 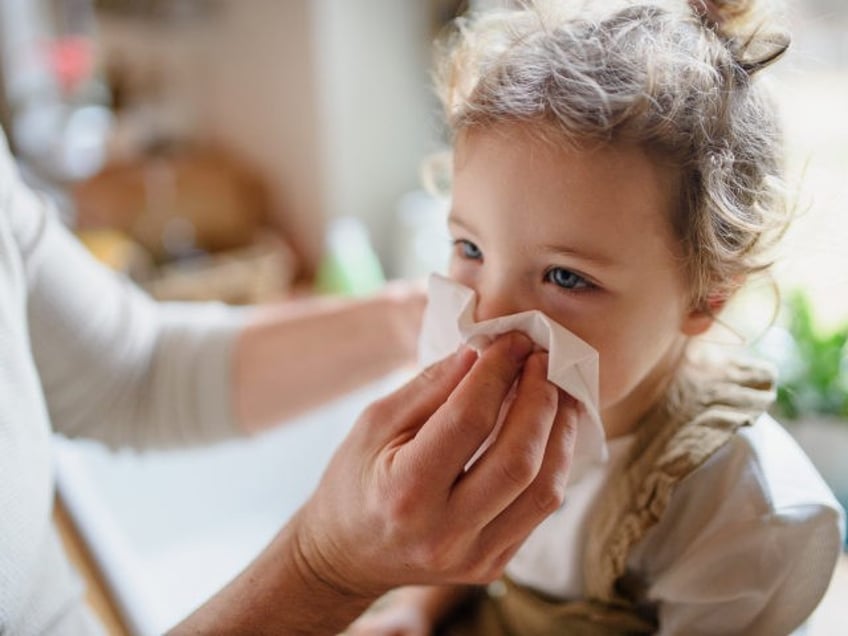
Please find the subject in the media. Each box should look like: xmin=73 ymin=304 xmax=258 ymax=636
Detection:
xmin=53 ymin=494 xmax=129 ymax=636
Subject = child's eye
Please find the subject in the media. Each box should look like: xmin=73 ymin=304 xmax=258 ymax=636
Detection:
xmin=453 ymin=239 xmax=483 ymax=261
xmin=544 ymin=267 xmax=593 ymax=291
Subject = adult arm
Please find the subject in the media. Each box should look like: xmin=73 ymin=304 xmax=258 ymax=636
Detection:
xmin=8 ymin=150 xmax=422 ymax=448
xmin=233 ymin=282 xmax=423 ymax=432
xmin=170 ymin=333 xmax=578 ymax=634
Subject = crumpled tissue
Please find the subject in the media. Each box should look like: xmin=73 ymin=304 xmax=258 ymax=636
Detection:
xmin=418 ymin=274 xmax=607 ymax=474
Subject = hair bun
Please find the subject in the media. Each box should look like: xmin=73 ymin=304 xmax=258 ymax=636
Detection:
xmin=689 ymin=0 xmax=790 ymax=74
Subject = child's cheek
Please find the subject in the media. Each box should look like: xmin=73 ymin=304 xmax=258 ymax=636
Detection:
xmin=595 ymin=346 xmax=642 ymax=411
xmin=448 ymin=259 xmax=478 ymax=289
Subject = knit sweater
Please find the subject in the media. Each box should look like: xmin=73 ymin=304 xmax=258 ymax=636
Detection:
xmin=0 ymin=131 xmax=244 ymax=633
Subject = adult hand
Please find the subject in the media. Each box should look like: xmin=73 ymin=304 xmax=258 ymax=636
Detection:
xmin=171 ymin=332 xmax=577 ymax=634
xmin=296 ymin=332 xmax=577 ymax=596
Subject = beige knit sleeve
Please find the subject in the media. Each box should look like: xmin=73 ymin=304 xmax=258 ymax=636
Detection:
xmin=8 ymin=154 xmax=246 ymax=450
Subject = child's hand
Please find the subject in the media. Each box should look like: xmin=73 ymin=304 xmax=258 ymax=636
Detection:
xmin=343 ymin=585 xmax=473 ymax=636
xmin=343 ymin=598 xmax=431 ymax=636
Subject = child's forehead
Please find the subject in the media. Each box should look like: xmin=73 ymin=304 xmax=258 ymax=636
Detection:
xmin=453 ymin=123 xmax=677 ymax=193
xmin=454 ymin=122 xmax=668 ymax=170
xmin=454 ymin=122 xmax=569 ymax=159
xmin=450 ymin=124 xmax=683 ymax=251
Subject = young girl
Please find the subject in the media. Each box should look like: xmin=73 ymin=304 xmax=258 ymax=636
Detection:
xmin=346 ymin=0 xmax=845 ymax=634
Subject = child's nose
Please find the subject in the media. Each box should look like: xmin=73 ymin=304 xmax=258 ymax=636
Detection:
xmin=473 ymin=285 xmax=524 ymax=323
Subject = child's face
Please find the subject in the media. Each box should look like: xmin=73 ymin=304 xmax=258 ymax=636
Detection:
xmin=448 ymin=124 xmax=712 ymax=436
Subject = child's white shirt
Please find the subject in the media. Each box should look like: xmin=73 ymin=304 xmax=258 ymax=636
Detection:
xmin=507 ymin=431 xmax=636 ymax=597
xmin=506 ymin=414 xmax=845 ymax=636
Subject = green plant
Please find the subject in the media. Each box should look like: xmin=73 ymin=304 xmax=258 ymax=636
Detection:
xmin=773 ymin=291 xmax=848 ymax=420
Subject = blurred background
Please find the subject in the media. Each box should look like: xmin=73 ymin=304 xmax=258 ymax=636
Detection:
xmin=1 ymin=0 xmax=846 ymax=633
xmin=0 ymin=0 xmax=467 ymax=304
xmin=1 ymin=0 xmax=844 ymax=310
xmin=2 ymin=0 xmax=844 ymax=447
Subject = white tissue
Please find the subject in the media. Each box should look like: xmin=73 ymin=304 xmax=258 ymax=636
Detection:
xmin=418 ymin=274 xmax=607 ymax=473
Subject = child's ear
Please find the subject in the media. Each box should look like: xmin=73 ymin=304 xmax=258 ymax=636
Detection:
xmin=681 ymin=291 xmax=728 ymax=336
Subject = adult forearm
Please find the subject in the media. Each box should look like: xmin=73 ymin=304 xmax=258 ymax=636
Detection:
xmin=233 ymin=285 xmax=424 ymax=432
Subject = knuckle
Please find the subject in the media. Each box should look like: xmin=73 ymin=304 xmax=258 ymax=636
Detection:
xmin=498 ymin=452 xmax=539 ymax=489
xmin=444 ymin=399 xmax=491 ymax=440
xmin=361 ymin=398 xmax=393 ymax=428
xmin=532 ymin=480 xmax=567 ymax=516
xmin=384 ymin=488 xmax=419 ymax=527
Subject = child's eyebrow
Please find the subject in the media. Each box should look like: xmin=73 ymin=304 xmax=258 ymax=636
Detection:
xmin=447 ymin=213 xmax=471 ymax=229
xmin=542 ymin=243 xmax=617 ymax=268
xmin=447 ymin=214 xmax=484 ymax=239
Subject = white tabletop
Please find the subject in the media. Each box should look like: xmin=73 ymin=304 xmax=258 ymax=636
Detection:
xmin=53 ymin=373 xmax=408 ymax=636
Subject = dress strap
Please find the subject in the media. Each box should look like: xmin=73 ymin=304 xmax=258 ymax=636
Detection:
xmin=583 ymin=355 xmax=776 ymax=605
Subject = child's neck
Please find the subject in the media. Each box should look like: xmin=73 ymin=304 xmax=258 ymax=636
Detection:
xmin=601 ymin=340 xmax=688 ymax=440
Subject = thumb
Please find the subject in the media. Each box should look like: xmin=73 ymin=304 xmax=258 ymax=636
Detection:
xmin=363 ymin=347 xmax=478 ymax=442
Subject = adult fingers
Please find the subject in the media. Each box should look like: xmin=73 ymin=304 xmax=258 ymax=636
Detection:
xmin=474 ymin=393 xmax=578 ymax=566
xmin=449 ymin=352 xmax=557 ymax=525
xmin=358 ymin=346 xmax=478 ymax=446
xmin=396 ymin=333 xmax=534 ymax=489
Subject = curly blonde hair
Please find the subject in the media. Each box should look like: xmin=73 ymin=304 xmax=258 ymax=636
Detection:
xmin=434 ymin=0 xmax=791 ymax=309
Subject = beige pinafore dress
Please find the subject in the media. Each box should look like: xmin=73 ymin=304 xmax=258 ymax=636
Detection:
xmin=443 ymin=357 xmax=776 ymax=636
